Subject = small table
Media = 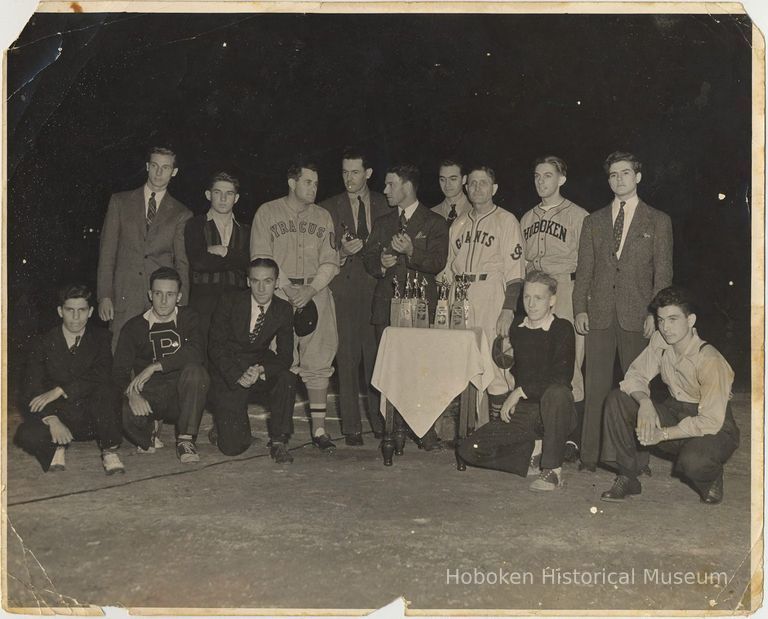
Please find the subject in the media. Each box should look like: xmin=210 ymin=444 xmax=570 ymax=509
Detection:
xmin=371 ymin=327 xmax=496 ymax=467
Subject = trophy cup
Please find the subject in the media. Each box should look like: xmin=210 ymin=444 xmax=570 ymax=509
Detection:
xmin=389 ymin=275 xmax=401 ymax=327
xmin=414 ymin=276 xmax=429 ymax=328
xmin=434 ymin=276 xmax=450 ymax=329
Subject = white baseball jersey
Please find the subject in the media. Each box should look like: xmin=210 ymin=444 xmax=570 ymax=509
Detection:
xmin=520 ymin=199 xmax=588 ymax=275
xmin=250 ymin=197 xmax=339 ymax=291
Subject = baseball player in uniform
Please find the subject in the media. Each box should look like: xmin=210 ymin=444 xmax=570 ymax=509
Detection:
xmin=441 ymin=166 xmax=525 ymax=423
xmin=520 ymin=155 xmax=588 ymax=460
xmin=250 ymin=162 xmax=340 ymax=452
xmin=431 ymin=160 xmax=471 ymax=226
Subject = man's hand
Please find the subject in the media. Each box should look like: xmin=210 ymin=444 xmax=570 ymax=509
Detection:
xmin=127 ymin=363 xmax=162 ymax=395
xmin=380 ymin=251 xmax=398 ymax=270
xmin=237 ymin=365 xmax=263 ymax=388
xmin=575 ymin=312 xmax=590 ymax=335
xmin=635 ymin=398 xmax=661 ymax=445
xmin=500 ymin=388 xmax=524 ymax=422
xmin=286 ymin=285 xmax=316 ymax=309
xmin=340 ymin=237 xmax=364 ymax=257
xmin=44 ymin=416 xmax=73 ymax=445
xmin=643 ymin=314 xmax=656 ymax=339
xmin=207 ymin=244 xmax=228 ymax=257
xmin=496 ymin=309 xmax=515 ymax=337
xmin=639 ymin=426 xmax=666 ymax=447
xmin=29 ymin=387 xmax=65 ymax=413
xmin=99 ymin=298 xmax=114 ymax=322
xmin=391 ymin=233 xmax=414 ymax=258
xmin=128 ymin=392 xmax=152 ymax=417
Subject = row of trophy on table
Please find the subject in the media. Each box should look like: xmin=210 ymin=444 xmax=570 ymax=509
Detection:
xmin=390 ymin=273 xmax=475 ymax=329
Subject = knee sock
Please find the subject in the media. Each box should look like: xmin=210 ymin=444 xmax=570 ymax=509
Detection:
xmin=488 ymin=393 xmax=506 ymax=421
xmin=308 ymin=389 xmax=327 ymax=437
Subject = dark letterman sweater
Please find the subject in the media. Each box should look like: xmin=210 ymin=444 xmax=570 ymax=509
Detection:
xmin=507 ymin=315 xmax=575 ymax=402
xmin=113 ymin=306 xmax=205 ymax=393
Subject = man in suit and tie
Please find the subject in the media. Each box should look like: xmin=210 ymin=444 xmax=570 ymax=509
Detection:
xmin=574 ymin=151 xmax=673 ymax=471
xmin=14 ymin=284 xmax=124 ymax=474
xmin=97 ymin=145 xmax=192 ymax=350
xmin=431 ymin=160 xmax=470 ymax=226
xmin=208 ymin=258 xmax=298 ymax=463
xmin=363 ymin=163 xmax=449 ymax=450
xmin=319 ymin=150 xmax=389 ymax=446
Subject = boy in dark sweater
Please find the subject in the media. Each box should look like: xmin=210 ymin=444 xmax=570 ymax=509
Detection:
xmin=114 ymin=267 xmax=209 ymax=463
xmin=458 ymin=270 xmax=576 ymax=491
xmin=14 ymin=284 xmax=124 ymax=474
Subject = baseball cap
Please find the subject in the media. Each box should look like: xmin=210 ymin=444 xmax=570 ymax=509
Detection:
xmin=294 ymin=300 xmax=318 ymax=337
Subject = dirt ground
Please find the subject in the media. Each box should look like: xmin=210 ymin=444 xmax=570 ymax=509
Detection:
xmin=4 ymin=392 xmax=755 ymax=615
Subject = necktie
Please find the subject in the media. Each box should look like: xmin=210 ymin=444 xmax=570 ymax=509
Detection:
xmin=613 ymin=201 xmax=626 ymax=255
xmin=399 ymin=211 xmax=408 ymax=233
xmin=147 ymin=192 xmax=157 ymax=228
xmin=69 ymin=335 xmax=81 ymax=354
xmin=249 ymin=305 xmax=266 ymax=343
xmin=356 ymin=196 xmax=369 ymax=241
xmin=447 ymin=203 xmax=457 ymax=225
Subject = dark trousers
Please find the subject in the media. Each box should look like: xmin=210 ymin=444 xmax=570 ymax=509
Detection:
xmin=601 ymin=389 xmax=740 ymax=495
xmin=14 ymin=384 xmax=122 ymax=471
xmin=209 ymin=369 xmax=297 ymax=456
xmin=581 ymin=314 xmax=648 ymax=467
xmin=336 ymin=306 xmax=382 ymax=436
xmin=458 ymin=384 xmax=576 ymax=476
xmin=122 ymin=363 xmax=209 ymax=450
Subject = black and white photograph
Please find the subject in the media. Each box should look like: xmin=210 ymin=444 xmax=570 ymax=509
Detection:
xmin=2 ymin=1 xmax=763 ymax=615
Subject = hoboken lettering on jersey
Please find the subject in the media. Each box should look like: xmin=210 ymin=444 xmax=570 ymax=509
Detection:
xmin=270 ymin=219 xmax=327 ymax=240
xmin=523 ymin=219 xmax=568 ymax=242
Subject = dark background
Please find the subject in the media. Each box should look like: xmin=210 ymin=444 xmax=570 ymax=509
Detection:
xmin=6 ymin=12 xmax=753 ymax=389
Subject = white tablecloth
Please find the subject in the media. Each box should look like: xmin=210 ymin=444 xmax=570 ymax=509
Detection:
xmin=371 ymin=327 xmax=496 ymax=438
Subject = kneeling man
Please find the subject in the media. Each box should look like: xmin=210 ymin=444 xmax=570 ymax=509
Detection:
xmin=14 ymin=284 xmax=123 ymax=474
xmin=458 ymin=270 xmax=576 ymax=491
xmin=600 ymin=286 xmax=739 ymax=504
xmin=115 ymin=267 xmax=209 ymax=463
xmin=208 ymin=258 xmax=298 ymax=463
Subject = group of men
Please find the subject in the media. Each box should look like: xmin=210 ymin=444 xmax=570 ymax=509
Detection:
xmin=14 ymin=146 xmax=739 ymax=506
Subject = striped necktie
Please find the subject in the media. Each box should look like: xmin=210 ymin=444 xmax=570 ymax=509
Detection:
xmin=249 ymin=305 xmax=266 ymax=343
xmin=147 ymin=192 xmax=157 ymax=228
xmin=69 ymin=335 xmax=81 ymax=354
xmin=613 ymin=201 xmax=626 ymax=255
xmin=447 ymin=203 xmax=457 ymax=225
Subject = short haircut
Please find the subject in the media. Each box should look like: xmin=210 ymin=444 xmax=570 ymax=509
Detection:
xmin=439 ymin=159 xmax=464 ymax=175
xmin=150 ymin=267 xmax=182 ymax=290
xmin=534 ymin=155 xmax=568 ymax=177
xmin=466 ymin=165 xmax=497 ymax=184
xmin=650 ymin=286 xmax=696 ymax=317
xmin=603 ymin=151 xmax=642 ymax=174
xmin=146 ymin=145 xmax=178 ymax=167
xmin=209 ymin=171 xmax=240 ymax=194
xmin=341 ymin=149 xmax=371 ymax=170
xmin=387 ymin=164 xmax=420 ymax=192
xmin=58 ymin=283 xmax=93 ymax=307
xmin=249 ymin=257 xmax=280 ymax=279
xmin=287 ymin=161 xmax=319 ymax=181
xmin=524 ymin=269 xmax=558 ymax=295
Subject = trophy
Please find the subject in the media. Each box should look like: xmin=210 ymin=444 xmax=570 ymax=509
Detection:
xmin=433 ymin=276 xmax=450 ymax=329
xmin=384 ymin=217 xmax=408 ymax=256
xmin=450 ymin=274 xmax=473 ymax=329
xmin=340 ymin=222 xmax=356 ymax=242
xmin=414 ymin=276 xmax=429 ymax=328
xmin=398 ymin=272 xmax=413 ymax=327
xmin=389 ymin=275 xmax=402 ymax=327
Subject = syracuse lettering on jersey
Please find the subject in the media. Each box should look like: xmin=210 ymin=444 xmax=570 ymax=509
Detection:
xmin=523 ymin=219 xmax=568 ymax=242
xmin=149 ymin=328 xmax=181 ymax=362
xmin=269 ymin=219 xmax=327 ymax=240
xmin=455 ymin=228 xmax=496 ymax=250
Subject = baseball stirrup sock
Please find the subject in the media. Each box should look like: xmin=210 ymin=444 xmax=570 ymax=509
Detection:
xmin=310 ymin=406 xmax=327 ymax=437
xmin=488 ymin=393 xmax=506 ymax=421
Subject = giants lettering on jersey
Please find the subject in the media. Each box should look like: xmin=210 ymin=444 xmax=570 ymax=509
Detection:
xmin=523 ymin=219 xmax=567 ymax=242
xmin=149 ymin=328 xmax=181 ymax=362
xmin=455 ymin=228 xmax=496 ymax=250
xmin=269 ymin=220 xmax=327 ymax=241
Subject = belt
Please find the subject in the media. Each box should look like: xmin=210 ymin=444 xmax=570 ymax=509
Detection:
xmin=288 ymin=276 xmax=314 ymax=285
xmin=462 ymin=273 xmax=489 ymax=282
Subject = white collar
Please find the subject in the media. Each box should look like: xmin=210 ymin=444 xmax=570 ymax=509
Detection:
xmin=520 ymin=313 xmax=555 ymax=331
xmin=612 ymin=195 xmax=639 ymax=211
xmin=206 ymin=209 xmax=237 ymax=224
xmin=251 ymin=296 xmax=272 ymax=315
xmin=144 ymin=184 xmax=167 ymax=203
xmin=143 ymin=306 xmax=179 ymax=329
xmin=399 ymin=201 xmax=419 ymax=220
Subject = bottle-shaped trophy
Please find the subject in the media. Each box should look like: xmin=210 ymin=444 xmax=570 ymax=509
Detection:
xmin=434 ymin=276 xmax=450 ymax=329
xmin=414 ymin=276 xmax=429 ymax=328
xmin=389 ymin=275 xmax=401 ymax=327
xmin=450 ymin=275 xmax=468 ymax=329
xmin=399 ymin=272 xmax=413 ymax=327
